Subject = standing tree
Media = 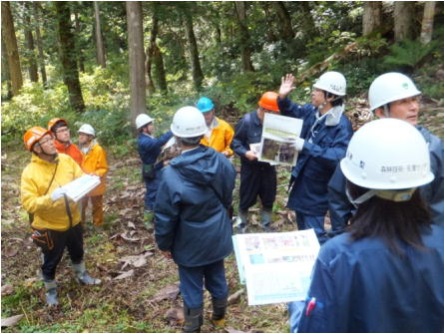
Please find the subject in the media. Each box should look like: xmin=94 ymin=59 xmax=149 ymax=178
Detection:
xmin=234 ymin=2 xmax=254 ymax=72
xmin=273 ymin=2 xmax=294 ymax=42
xmin=55 ymin=1 xmax=85 ymax=113
xmin=23 ymin=2 xmax=39 ymax=82
xmin=1 ymin=1 xmax=23 ymax=96
xmin=182 ymin=3 xmax=204 ymax=91
xmin=394 ymin=2 xmax=416 ymax=41
xmin=1 ymin=37 xmax=13 ymax=99
xmin=127 ymin=1 xmax=146 ymax=129
xmin=94 ymin=2 xmax=106 ymax=68
xmin=33 ymin=2 xmax=47 ymax=86
xmin=362 ymin=1 xmax=382 ymax=36
xmin=420 ymin=1 xmax=436 ymax=45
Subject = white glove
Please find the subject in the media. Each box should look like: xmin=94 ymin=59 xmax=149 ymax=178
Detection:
xmin=292 ymin=138 xmax=305 ymax=151
xmin=51 ymin=188 xmax=66 ymax=201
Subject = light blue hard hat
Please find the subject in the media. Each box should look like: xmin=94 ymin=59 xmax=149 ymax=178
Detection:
xmin=196 ymin=97 xmax=215 ymax=113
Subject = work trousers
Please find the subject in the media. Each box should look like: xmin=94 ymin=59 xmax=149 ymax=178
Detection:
xmin=295 ymin=211 xmax=328 ymax=244
xmin=144 ymin=177 xmax=161 ymax=211
xmin=239 ymin=162 xmax=277 ymax=211
xmin=178 ymin=260 xmax=228 ymax=309
xmin=81 ymin=195 xmax=104 ymax=226
xmin=41 ymin=224 xmax=84 ymax=281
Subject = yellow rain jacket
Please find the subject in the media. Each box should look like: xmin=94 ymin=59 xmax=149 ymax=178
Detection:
xmin=80 ymin=141 xmax=108 ymax=196
xmin=200 ymin=117 xmax=234 ymax=156
xmin=21 ymin=153 xmax=83 ymax=231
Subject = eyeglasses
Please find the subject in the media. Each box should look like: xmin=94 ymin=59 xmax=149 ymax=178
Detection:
xmin=56 ymin=127 xmax=70 ymax=134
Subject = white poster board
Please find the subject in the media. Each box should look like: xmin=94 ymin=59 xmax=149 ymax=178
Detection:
xmin=60 ymin=174 xmax=100 ymax=201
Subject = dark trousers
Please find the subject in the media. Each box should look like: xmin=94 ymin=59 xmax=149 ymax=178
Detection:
xmin=41 ymin=224 xmax=84 ymax=280
xmin=239 ymin=162 xmax=277 ymax=211
xmin=178 ymin=260 xmax=228 ymax=309
xmin=144 ymin=177 xmax=161 ymax=211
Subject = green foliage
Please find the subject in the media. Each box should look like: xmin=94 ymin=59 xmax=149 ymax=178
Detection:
xmin=383 ymin=39 xmax=438 ymax=72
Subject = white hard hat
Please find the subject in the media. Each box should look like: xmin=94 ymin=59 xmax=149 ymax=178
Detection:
xmin=340 ymin=118 xmax=433 ymax=191
xmin=135 ymin=114 xmax=154 ymax=130
xmin=170 ymin=106 xmax=207 ymax=138
xmin=78 ymin=123 xmax=95 ymax=137
xmin=313 ymin=71 xmax=347 ymax=96
xmin=368 ymin=72 xmax=421 ymax=111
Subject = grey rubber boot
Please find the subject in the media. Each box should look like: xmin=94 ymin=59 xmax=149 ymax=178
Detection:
xmin=211 ymin=297 xmax=227 ymax=328
xmin=72 ymin=262 xmax=101 ymax=285
xmin=44 ymin=280 xmax=58 ymax=307
xmin=183 ymin=306 xmax=203 ymax=333
xmin=235 ymin=209 xmax=248 ymax=234
xmin=261 ymin=209 xmax=275 ymax=232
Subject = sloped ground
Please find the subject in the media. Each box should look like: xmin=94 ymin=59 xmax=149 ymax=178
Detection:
xmin=1 ymin=99 xmax=443 ymax=332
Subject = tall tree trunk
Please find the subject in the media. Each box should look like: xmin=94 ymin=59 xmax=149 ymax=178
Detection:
xmin=273 ymin=2 xmax=294 ymax=41
xmin=94 ymin=2 xmax=106 ymax=68
xmin=34 ymin=2 xmax=47 ymax=86
xmin=55 ymin=1 xmax=85 ymax=113
xmin=126 ymin=1 xmax=146 ymax=129
xmin=183 ymin=6 xmax=204 ymax=91
xmin=420 ymin=1 xmax=436 ymax=45
xmin=74 ymin=10 xmax=85 ymax=72
xmin=1 ymin=37 xmax=13 ymax=99
xmin=1 ymin=1 xmax=23 ymax=96
xmin=394 ymin=2 xmax=416 ymax=41
xmin=23 ymin=2 xmax=38 ymax=82
xmin=234 ymin=2 xmax=254 ymax=72
xmin=362 ymin=2 xmax=382 ymax=36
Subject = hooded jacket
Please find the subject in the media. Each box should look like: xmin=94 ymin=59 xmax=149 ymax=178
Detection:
xmin=21 ymin=153 xmax=83 ymax=231
xmin=200 ymin=117 xmax=234 ymax=156
xmin=80 ymin=141 xmax=108 ymax=196
xmin=154 ymin=145 xmax=236 ymax=267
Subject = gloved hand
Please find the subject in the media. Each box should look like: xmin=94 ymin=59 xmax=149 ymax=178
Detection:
xmin=51 ymin=188 xmax=66 ymax=201
xmin=292 ymin=138 xmax=305 ymax=151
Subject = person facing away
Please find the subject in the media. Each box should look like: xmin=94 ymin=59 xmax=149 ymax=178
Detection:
xmin=328 ymin=72 xmax=444 ymax=236
xmin=278 ymin=72 xmax=353 ymax=244
xmin=77 ymin=124 xmax=108 ymax=227
xmin=48 ymin=117 xmax=83 ymax=166
xmin=289 ymin=118 xmax=443 ymax=333
xmin=135 ymin=113 xmax=173 ymax=231
xmin=21 ymin=127 xmax=101 ymax=307
xmin=154 ymin=107 xmax=236 ymax=333
xmin=195 ymin=96 xmax=235 ymax=157
xmin=231 ymin=91 xmax=281 ymax=233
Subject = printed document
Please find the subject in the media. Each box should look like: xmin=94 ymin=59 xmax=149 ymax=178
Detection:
xmin=61 ymin=174 xmax=100 ymax=202
xmin=232 ymin=229 xmax=320 ymax=305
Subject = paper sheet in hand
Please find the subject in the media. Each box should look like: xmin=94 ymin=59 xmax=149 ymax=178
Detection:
xmin=232 ymin=229 xmax=320 ymax=305
xmin=61 ymin=174 xmax=100 ymax=201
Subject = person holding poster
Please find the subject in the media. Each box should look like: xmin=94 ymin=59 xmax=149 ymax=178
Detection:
xmin=278 ymin=72 xmax=353 ymax=243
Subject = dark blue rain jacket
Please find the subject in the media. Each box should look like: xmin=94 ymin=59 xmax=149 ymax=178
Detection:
xmin=137 ymin=131 xmax=173 ymax=166
xmin=154 ymin=145 xmax=236 ymax=267
xmin=278 ymin=98 xmax=353 ymax=215
xmin=292 ymin=225 xmax=444 ymax=332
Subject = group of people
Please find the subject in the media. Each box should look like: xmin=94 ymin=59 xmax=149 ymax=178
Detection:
xmin=20 ymin=70 xmax=443 ymax=332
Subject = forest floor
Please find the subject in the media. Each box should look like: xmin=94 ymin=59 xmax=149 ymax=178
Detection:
xmin=1 ymin=100 xmax=443 ymax=333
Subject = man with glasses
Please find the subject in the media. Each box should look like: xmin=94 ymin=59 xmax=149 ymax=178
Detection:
xmin=278 ymin=72 xmax=353 ymax=243
xmin=48 ymin=118 xmax=83 ymax=166
xmin=231 ymin=91 xmax=281 ymax=233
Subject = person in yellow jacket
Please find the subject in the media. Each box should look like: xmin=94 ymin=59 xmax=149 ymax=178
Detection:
xmin=21 ymin=126 xmax=101 ymax=307
xmin=196 ymin=97 xmax=234 ymax=157
xmin=77 ymin=124 xmax=108 ymax=227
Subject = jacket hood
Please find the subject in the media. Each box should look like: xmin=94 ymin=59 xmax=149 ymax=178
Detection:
xmin=170 ymin=145 xmax=220 ymax=186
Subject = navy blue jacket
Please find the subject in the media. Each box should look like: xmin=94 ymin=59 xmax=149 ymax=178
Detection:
xmin=278 ymin=98 xmax=353 ymax=215
xmin=328 ymin=125 xmax=444 ymax=228
xmin=137 ymin=131 xmax=173 ymax=166
xmin=292 ymin=225 xmax=444 ymax=332
xmin=154 ymin=145 xmax=236 ymax=267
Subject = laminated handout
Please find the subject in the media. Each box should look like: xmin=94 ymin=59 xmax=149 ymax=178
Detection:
xmin=258 ymin=113 xmax=303 ymax=166
xmin=60 ymin=174 xmax=101 ymax=202
xmin=232 ymin=229 xmax=320 ymax=305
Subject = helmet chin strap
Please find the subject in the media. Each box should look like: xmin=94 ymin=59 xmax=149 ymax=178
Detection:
xmin=346 ymin=188 xmax=416 ymax=207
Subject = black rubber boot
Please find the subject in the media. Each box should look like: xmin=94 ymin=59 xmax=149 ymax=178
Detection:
xmin=183 ymin=306 xmax=203 ymax=333
xmin=211 ymin=297 xmax=227 ymax=328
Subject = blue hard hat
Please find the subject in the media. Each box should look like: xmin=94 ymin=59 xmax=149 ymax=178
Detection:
xmin=196 ymin=97 xmax=215 ymax=113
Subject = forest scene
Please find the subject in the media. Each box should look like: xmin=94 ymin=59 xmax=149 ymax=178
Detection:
xmin=1 ymin=1 xmax=444 ymax=332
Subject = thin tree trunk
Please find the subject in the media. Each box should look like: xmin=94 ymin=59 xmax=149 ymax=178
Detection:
xmin=183 ymin=7 xmax=204 ymax=91
xmin=362 ymin=2 xmax=382 ymax=36
xmin=74 ymin=10 xmax=85 ymax=72
xmin=1 ymin=1 xmax=23 ymax=96
xmin=1 ymin=37 xmax=13 ymax=99
xmin=126 ymin=1 xmax=146 ymax=130
xmin=234 ymin=2 xmax=254 ymax=72
xmin=420 ymin=1 xmax=436 ymax=45
xmin=23 ymin=2 xmax=38 ymax=82
xmin=34 ymin=2 xmax=47 ymax=86
xmin=394 ymin=2 xmax=416 ymax=41
xmin=55 ymin=1 xmax=85 ymax=113
xmin=273 ymin=2 xmax=294 ymax=41
xmin=147 ymin=3 xmax=167 ymax=94
xmin=94 ymin=2 xmax=106 ymax=68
